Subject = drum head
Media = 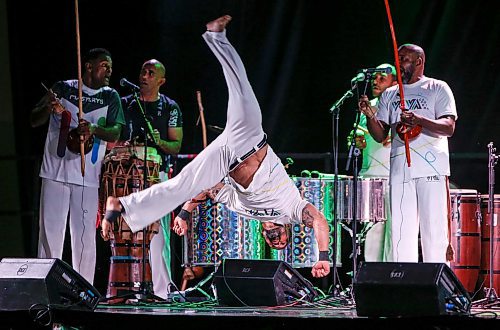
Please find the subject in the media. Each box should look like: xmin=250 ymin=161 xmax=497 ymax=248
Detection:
xmin=450 ymin=189 xmax=478 ymax=195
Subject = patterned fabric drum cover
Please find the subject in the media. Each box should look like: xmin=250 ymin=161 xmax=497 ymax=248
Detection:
xmin=184 ymin=200 xmax=265 ymax=266
xmin=271 ymin=177 xmax=341 ymax=268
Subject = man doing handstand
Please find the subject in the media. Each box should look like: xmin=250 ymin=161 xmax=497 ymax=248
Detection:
xmin=103 ymin=15 xmax=330 ymax=278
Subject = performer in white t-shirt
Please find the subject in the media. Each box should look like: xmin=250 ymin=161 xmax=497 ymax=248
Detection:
xmin=359 ymin=44 xmax=457 ymax=263
xmin=30 ymin=48 xmax=125 ymax=284
xmin=102 ymin=15 xmax=330 ymax=278
xmin=351 ymin=63 xmax=396 ymax=262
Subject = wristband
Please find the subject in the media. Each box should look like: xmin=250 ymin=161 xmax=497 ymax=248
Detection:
xmin=318 ymin=251 xmax=329 ymax=262
xmin=177 ymin=209 xmax=191 ymax=221
xmin=104 ymin=210 xmax=122 ymax=225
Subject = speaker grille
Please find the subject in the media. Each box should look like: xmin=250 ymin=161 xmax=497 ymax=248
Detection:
xmin=214 ymin=259 xmax=317 ymax=306
xmin=0 ymin=258 xmax=101 ymax=311
xmin=353 ymin=262 xmax=471 ymax=317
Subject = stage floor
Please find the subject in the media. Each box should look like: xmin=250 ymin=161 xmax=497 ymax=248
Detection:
xmin=3 ymin=297 xmax=499 ymax=330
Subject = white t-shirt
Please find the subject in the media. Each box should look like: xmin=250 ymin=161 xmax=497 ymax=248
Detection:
xmin=358 ymin=98 xmax=391 ymax=178
xmin=214 ymin=145 xmax=307 ymax=225
xmin=376 ymin=76 xmax=457 ymax=184
xmin=39 ymin=80 xmax=124 ymax=188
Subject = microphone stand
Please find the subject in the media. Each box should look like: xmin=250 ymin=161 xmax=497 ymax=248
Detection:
xmin=345 ymin=113 xmax=362 ymax=289
xmin=344 ymin=75 xmax=371 ymax=299
xmin=135 ymin=90 xmax=165 ymax=302
xmin=474 ymin=142 xmax=499 ymax=307
xmin=329 ymin=86 xmax=354 ymax=298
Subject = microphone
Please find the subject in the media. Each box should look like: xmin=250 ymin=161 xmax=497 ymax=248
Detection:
xmin=351 ymin=72 xmax=366 ymax=83
xmin=120 ymin=78 xmax=140 ymax=91
xmin=351 ymin=67 xmax=393 ymax=82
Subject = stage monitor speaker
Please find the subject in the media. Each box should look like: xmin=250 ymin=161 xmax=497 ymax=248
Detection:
xmin=213 ymin=259 xmax=317 ymax=306
xmin=353 ymin=262 xmax=471 ymax=317
xmin=0 ymin=258 xmax=101 ymax=311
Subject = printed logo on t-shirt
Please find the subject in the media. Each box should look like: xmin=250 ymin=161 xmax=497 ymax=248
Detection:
xmin=426 ymin=175 xmax=440 ymax=182
xmin=169 ymin=109 xmax=179 ymax=127
xmin=391 ymin=98 xmax=429 ymax=112
xmin=69 ymin=94 xmax=105 ymax=105
xmin=245 ymin=208 xmax=282 ymax=217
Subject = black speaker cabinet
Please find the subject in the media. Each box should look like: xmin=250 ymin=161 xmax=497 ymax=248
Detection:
xmin=213 ymin=259 xmax=317 ymax=306
xmin=353 ymin=262 xmax=471 ymax=317
xmin=0 ymin=258 xmax=101 ymax=311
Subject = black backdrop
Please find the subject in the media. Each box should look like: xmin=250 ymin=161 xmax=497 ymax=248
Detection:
xmin=8 ymin=0 xmax=500 ymax=183
xmin=4 ymin=0 xmax=500 ymax=287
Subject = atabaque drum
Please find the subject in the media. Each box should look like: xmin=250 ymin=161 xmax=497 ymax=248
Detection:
xmin=337 ymin=176 xmax=387 ymax=222
xmin=100 ymin=144 xmax=161 ymax=303
xmin=478 ymin=194 xmax=500 ymax=296
xmin=449 ymin=189 xmax=481 ymax=293
xmin=271 ymin=177 xmax=341 ymax=267
xmin=184 ymin=199 xmax=265 ymax=266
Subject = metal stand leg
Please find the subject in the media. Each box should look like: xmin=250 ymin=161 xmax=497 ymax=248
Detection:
xmin=472 ymin=142 xmax=499 ymax=308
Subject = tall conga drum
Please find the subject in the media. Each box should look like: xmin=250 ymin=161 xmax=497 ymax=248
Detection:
xmin=449 ymin=189 xmax=481 ymax=293
xmin=100 ymin=144 xmax=161 ymax=303
xmin=478 ymin=194 xmax=500 ymax=295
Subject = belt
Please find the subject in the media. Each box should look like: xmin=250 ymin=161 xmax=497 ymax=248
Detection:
xmin=229 ymin=134 xmax=267 ymax=172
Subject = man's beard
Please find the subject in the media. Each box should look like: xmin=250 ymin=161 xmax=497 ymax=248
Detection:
xmin=401 ymin=65 xmax=415 ymax=84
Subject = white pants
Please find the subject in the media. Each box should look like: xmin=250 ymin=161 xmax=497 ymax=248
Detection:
xmin=37 ymin=178 xmax=97 ymax=284
xmin=390 ymin=176 xmax=449 ymax=262
xmin=149 ymin=171 xmax=172 ymax=299
xmin=120 ymin=30 xmax=265 ymax=232
xmin=363 ymin=179 xmax=392 ymax=262
xmin=364 ymin=221 xmax=392 ymax=262
xmin=149 ymin=217 xmax=171 ymax=298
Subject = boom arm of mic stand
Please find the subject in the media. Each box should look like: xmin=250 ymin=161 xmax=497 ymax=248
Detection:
xmin=330 ymin=89 xmax=354 ymax=114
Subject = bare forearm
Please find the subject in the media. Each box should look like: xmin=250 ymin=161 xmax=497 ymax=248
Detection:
xmin=93 ymin=124 xmax=121 ymax=142
xmin=182 ymin=199 xmax=201 ymax=212
xmin=302 ymin=204 xmax=330 ymax=251
xmin=158 ymin=127 xmax=183 ymax=154
xmin=358 ymin=96 xmax=389 ymax=143
xmin=366 ymin=117 xmax=389 ymax=143
xmin=182 ymin=182 xmax=225 ymax=212
xmin=157 ymin=139 xmax=182 ymax=154
xmin=313 ymin=216 xmax=330 ymax=251
xmin=417 ymin=116 xmax=455 ymax=137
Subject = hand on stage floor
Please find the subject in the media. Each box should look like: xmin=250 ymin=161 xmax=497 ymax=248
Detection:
xmin=311 ymin=261 xmax=330 ymax=278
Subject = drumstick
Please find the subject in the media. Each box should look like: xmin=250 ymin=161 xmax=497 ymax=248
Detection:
xmin=196 ymin=91 xmax=207 ymax=149
xmin=74 ymin=0 xmax=85 ymax=176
